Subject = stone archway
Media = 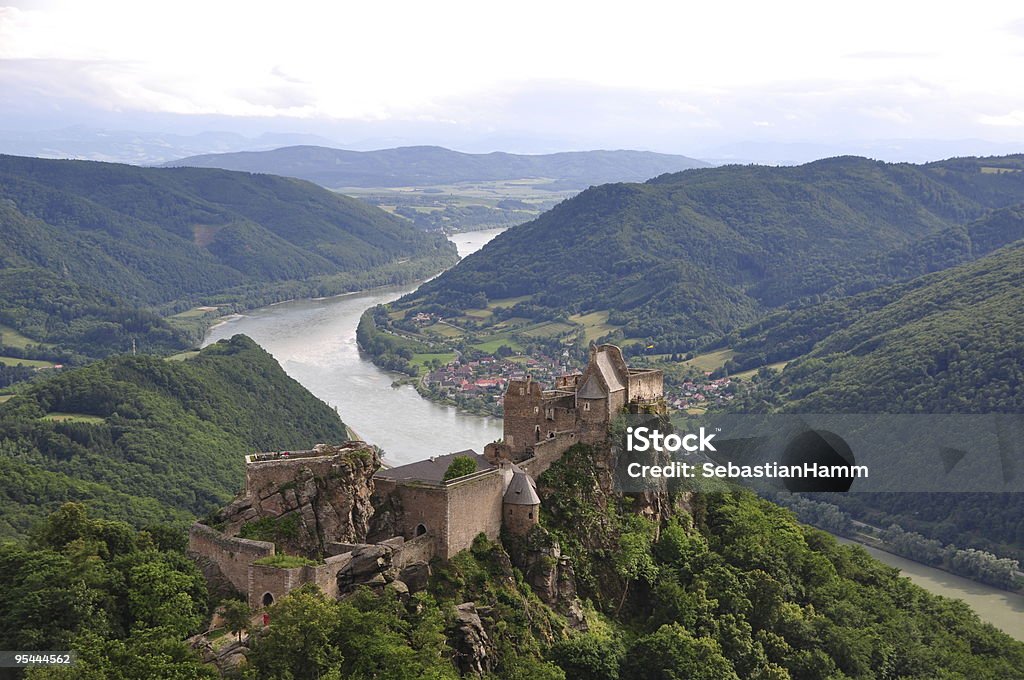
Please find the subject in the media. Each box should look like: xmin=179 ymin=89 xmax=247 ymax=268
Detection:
xmin=415 ymin=523 xmax=427 ymax=537
xmin=262 ymin=592 xmax=275 ymax=607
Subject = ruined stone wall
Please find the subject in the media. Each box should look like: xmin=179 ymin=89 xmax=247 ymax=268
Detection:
xmin=188 ymin=523 xmax=274 ymax=594
xmin=442 ymin=470 xmax=504 ymax=559
xmin=392 ymin=533 xmax=436 ymax=570
xmin=222 ymin=446 xmax=378 ymax=554
xmin=628 ymin=370 xmax=664 ymax=402
xmin=310 ymin=553 xmax=351 ymax=601
xmin=248 ymin=563 xmax=305 ymax=610
xmin=522 ymin=432 xmax=578 ymax=478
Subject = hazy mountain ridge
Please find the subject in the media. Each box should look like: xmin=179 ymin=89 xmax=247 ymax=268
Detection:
xmin=163 ymin=144 xmax=711 ymax=189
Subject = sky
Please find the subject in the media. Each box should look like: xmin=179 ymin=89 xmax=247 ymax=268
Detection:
xmin=2 ymin=1 xmax=1024 ymax=159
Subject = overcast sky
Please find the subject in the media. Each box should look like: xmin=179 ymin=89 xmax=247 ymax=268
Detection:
xmin=2 ymin=1 xmax=1024 ymax=158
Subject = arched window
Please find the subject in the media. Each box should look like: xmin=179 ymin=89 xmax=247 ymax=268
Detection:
xmin=415 ymin=523 xmax=427 ymax=537
xmin=535 ymin=425 xmax=541 ymax=442
xmin=262 ymin=592 xmax=275 ymax=607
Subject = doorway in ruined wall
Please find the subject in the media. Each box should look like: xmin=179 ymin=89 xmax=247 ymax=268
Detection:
xmin=262 ymin=592 xmax=275 ymax=607
xmin=415 ymin=523 xmax=427 ymax=537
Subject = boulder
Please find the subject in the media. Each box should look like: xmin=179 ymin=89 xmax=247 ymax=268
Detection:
xmin=337 ymin=544 xmax=398 ymax=593
xmin=398 ymin=562 xmax=431 ymax=593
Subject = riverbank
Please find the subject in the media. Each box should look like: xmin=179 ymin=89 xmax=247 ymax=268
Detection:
xmin=201 ymin=229 xmax=506 ymax=465
xmin=834 ymin=534 xmax=1024 ymax=642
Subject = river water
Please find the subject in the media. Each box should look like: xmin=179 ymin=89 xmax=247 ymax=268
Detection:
xmin=203 ymin=226 xmax=1024 ymax=642
xmin=203 ymin=228 xmax=505 ymax=466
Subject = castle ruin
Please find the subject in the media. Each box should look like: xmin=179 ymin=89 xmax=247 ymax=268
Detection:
xmin=188 ymin=344 xmax=663 ymax=608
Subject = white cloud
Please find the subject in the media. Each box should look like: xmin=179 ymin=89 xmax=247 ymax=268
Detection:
xmin=859 ymin=106 xmax=913 ymax=124
xmin=978 ymin=109 xmax=1024 ymax=126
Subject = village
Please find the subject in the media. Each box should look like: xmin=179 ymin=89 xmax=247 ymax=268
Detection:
xmin=418 ymin=349 xmax=742 ymax=417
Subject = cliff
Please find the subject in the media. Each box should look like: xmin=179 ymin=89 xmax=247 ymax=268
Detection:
xmin=216 ymin=443 xmax=380 ymax=556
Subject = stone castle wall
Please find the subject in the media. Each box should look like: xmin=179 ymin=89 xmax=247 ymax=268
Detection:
xmin=442 ymin=470 xmax=504 ymax=559
xmin=188 ymin=523 xmax=275 ymax=594
xmin=503 ymin=378 xmax=543 ymax=455
xmin=628 ymin=371 xmax=663 ymax=402
xmin=521 ymin=432 xmax=578 ymax=478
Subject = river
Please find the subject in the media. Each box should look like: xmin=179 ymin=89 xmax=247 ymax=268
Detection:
xmin=203 ymin=228 xmax=505 ymax=466
xmin=203 ymin=226 xmax=1024 ymax=642
xmin=834 ymin=537 xmax=1024 ymax=642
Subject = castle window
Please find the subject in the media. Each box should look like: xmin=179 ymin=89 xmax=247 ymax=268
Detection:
xmin=262 ymin=592 xmax=275 ymax=607
xmin=583 ymin=402 xmax=590 ymax=411
xmin=528 ymin=511 xmax=533 ymax=519
xmin=534 ymin=406 xmax=539 ymax=414
xmin=535 ymin=426 xmax=541 ymax=442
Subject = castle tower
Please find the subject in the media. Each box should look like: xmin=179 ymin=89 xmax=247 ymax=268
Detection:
xmin=502 ymin=466 xmax=540 ymax=535
xmin=502 ymin=376 xmax=544 ymax=457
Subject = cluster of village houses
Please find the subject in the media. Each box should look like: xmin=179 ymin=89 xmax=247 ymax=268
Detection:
xmin=425 ymin=353 xmax=740 ymax=412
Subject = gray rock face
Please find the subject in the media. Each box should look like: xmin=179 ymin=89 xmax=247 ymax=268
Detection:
xmin=218 ymin=445 xmax=380 ymax=556
xmin=508 ymin=526 xmax=587 ymax=629
xmin=398 ymin=561 xmax=431 ymax=593
xmin=449 ymin=603 xmax=495 ymax=675
xmin=337 ymin=544 xmax=398 ymax=594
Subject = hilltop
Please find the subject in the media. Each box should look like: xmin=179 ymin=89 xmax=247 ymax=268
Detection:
xmin=163 ymin=145 xmax=710 ymax=190
xmin=397 ymin=155 xmax=1024 ymax=353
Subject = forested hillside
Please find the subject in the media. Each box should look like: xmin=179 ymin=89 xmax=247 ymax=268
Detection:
xmin=0 ymin=154 xmax=457 ymax=359
xmin=10 ymin=447 xmax=1024 ymax=678
xmin=724 ymin=241 xmax=1024 ymax=562
xmin=406 ymin=155 xmax=1024 ymax=351
xmin=0 ymin=335 xmax=349 ymax=537
xmin=736 ymin=241 xmax=1024 ymax=414
xmin=165 ymin=145 xmax=710 ymax=189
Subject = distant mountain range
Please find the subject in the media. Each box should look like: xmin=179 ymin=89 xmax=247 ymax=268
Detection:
xmin=406 ymin=154 xmax=1024 ymax=351
xmin=163 ymin=145 xmax=711 ymax=190
xmin=0 ymin=127 xmax=342 ymax=165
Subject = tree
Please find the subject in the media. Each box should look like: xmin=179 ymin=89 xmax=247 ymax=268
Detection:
xmin=247 ymin=585 xmax=344 ymax=680
xmin=548 ymin=632 xmax=624 ymax=680
xmin=620 ymin=624 xmax=739 ymax=680
xmin=443 ymin=455 xmax=478 ymax=481
xmin=221 ymin=599 xmax=251 ymax=643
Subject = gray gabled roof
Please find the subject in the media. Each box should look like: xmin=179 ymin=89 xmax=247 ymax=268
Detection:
xmin=595 ymin=350 xmax=626 ymax=392
xmin=503 ymin=469 xmax=540 ymax=505
xmin=577 ymin=375 xmax=607 ymax=399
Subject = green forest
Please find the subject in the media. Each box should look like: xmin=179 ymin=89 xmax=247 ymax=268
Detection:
xmin=405 ymin=155 xmax=1024 ymax=352
xmin=0 ymin=335 xmax=349 ymax=537
xmin=6 ymin=445 xmax=1023 ymax=679
xmin=0 ymin=154 xmax=458 ymax=363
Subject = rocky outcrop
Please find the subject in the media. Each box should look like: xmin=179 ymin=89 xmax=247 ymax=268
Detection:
xmin=337 ymin=543 xmax=399 ymax=593
xmin=506 ymin=525 xmax=586 ymax=629
xmin=449 ymin=603 xmax=495 ymax=675
xmin=190 ymin=636 xmax=249 ymax=674
xmin=217 ymin=444 xmax=380 ymax=556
